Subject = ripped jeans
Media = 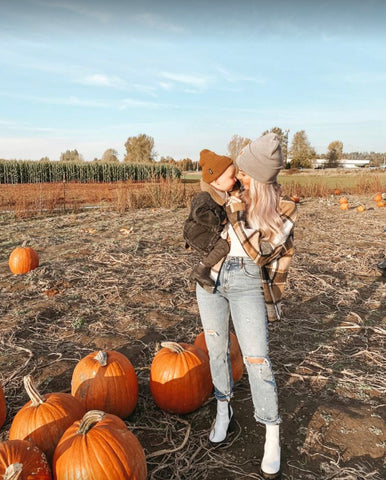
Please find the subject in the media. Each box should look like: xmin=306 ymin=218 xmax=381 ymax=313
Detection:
xmin=196 ymin=256 xmax=280 ymax=425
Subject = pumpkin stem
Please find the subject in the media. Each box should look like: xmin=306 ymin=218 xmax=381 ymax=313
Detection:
xmin=23 ymin=375 xmax=45 ymax=407
xmin=161 ymin=342 xmax=186 ymax=354
xmin=77 ymin=410 xmax=106 ymax=435
xmin=21 ymin=240 xmax=28 ymax=248
xmin=3 ymin=464 xmax=23 ymax=480
xmin=95 ymin=350 xmax=108 ymax=366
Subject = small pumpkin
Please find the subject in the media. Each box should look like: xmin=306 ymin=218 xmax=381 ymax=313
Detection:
xmin=0 ymin=383 xmax=6 ymax=430
xmin=0 ymin=439 xmax=52 ymax=480
xmin=333 ymin=189 xmax=341 ymax=196
xmin=376 ymin=200 xmax=385 ymax=208
xmin=53 ymin=410 xmax=147 ymax=480
xmin=290 ymin=195 xmax=300 ymax=203
xmin=150 ymin=342 xmax=212 ymax=414
xmin=374 ymin=193 xmax=383 ymax=202
xmin=8 ymin=243 xmax=39 ymax=275
xmin=356 ymin=205 xmax=365 ymax=212
xmin=9 ymin=376 xmax=85 ymax=462
xmin=340 ymin=202 xmax=349 ymax=210
xmin=338 ymin=197 xmax=348 ymax=204
xmin=194 ymin=331 xmax=244 ymax=382
xmin=71 ymin=350 xmax=138 ymax=418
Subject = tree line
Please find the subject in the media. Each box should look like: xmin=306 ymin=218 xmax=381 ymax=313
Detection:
xmin=1 ymin=131 xmax=385 ymax=171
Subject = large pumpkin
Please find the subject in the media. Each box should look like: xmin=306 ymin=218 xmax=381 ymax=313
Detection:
xmin=150 ymin=342 xmax=212 ymax=414
xmin=9 ymin=376 xmax=85 ymax=462
xmin=0 ymin=383 xmax=6 ymax=430
xmin=53 ymin=410 xmax=147 ymax=480
xmin=8 ymin=245 xmax=39 ymax=275
xmin=0 ymin=439 xmax=52 ymax=480
xmin=194 ymin=331 xmax=244 ymax=382
xmin=71 ymin=350 xmax=138 ymax=418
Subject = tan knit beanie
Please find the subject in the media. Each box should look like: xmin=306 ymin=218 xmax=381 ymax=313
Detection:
xmin=199 ymin=149 xmax=233 ymax=184
xmin=236 ymin=133 xmax=283 ymax=184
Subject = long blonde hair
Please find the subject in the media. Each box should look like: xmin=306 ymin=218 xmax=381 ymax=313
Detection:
xmin=243 ymin=180 xmax=283 ymax=240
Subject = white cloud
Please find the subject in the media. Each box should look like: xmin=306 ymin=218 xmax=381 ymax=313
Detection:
xmin=120 ymin=98 xmax=165 ymax=109
xmin=0 ymin=92 xmax=111 ymax=108
xmin=160 ymin=72 xmax=211 ymax=89
xmin=77 ymin=74 xmax=127 ymax=89
xmin=216 ymin=66 xmax=266 ymax=85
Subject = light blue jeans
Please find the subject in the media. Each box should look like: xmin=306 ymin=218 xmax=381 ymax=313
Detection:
xmin=196 ymin=256 xmax=280 ymax=425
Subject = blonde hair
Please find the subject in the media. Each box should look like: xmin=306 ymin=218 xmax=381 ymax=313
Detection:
xmin=243 ymin=180 xmax=283 ymax=240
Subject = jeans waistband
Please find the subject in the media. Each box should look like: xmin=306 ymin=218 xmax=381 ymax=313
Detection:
xmin=225 ymin=255 xmax=251 ymax=265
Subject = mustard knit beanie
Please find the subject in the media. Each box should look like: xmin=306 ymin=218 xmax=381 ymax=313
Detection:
xmin=199 ymin=149 xmax=233 ymax=184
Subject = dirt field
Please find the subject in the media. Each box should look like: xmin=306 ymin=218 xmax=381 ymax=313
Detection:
xmin=0 ymin=194 xmax=385 ymax=479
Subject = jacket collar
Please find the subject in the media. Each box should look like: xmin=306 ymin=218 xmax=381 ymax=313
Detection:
xmin=200 ymin=179 xmax=228 ymax=206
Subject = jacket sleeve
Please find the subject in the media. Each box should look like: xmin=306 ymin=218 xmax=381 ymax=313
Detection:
xmin=191 ymin=193 xmax=224 ymax=227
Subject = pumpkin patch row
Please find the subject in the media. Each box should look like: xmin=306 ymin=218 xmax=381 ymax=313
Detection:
xmin=338 ymin=192 xmax=385 ymax=211
xmin=0 ymin=337 xmax=244 ymax=479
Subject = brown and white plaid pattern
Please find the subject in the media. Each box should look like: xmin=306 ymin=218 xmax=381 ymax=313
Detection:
xmin=211 ymin=197 xmax=297 ymax=322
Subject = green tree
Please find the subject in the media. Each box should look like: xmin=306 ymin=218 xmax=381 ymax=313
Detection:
xmin=39 ymin=156 xmax=50 ymax=162
xmin=227 ymin=134 xmax=251 ymax=161
xmin=60 ymin=149 xmax=83 ymax=162
xmin=288 ymin=130 xmax=316 ymax=168
xmin=102 ymin=148 xmax=119 ymax=163
xmin=124 ymin=134 xmax=155 ymax=163
xmin=326 ymin=140 xmax=343 ymax=168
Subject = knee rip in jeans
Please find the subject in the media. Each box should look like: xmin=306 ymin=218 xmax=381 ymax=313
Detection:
xmin=205 ymin=329 xmax=219 ymax=336
xmin=244 ymin=356 xmax=269 ymax=366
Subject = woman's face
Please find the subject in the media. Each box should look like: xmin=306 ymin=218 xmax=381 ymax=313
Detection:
xmin=237 ymin=169 xmax=252 ymax=190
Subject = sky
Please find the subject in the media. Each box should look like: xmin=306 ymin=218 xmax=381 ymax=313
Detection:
xmin=1 ymin=0 xmax=386 ymax=161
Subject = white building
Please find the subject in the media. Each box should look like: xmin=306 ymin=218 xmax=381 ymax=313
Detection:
xmin=314 ymin=158 xmax=370 ymax=169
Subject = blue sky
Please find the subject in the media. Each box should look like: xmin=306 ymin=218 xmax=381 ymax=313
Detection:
xmin=1 ymin=0 xmax=386 ymax=161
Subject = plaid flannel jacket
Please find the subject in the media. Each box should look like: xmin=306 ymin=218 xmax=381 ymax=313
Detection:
xmin=211 ymin=196 xmax=297 ymax=322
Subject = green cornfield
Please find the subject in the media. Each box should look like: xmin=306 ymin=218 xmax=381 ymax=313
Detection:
xmin=0 ymin=160 xmax=181 ymax=184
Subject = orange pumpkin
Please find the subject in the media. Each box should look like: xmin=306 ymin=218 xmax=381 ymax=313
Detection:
xmin=8 ymin=245 xmax=39 ymax=275
xmin=71 ymin=350 xmax=138 ymax=418
xmin=53 ymin=410 xmax=147 ymax=480
xmin=374 ymin=193 xmax=383 ymax=202
xmin=0 ymin=439 xmax=52 ymax=480
xmin=377 ymin=200 xmax=385 ymax=208
xmin=333 ymin=189 xmax=341 ymax=195
xmin=0 ymin=384 xmax=6 ymax=430
xmin=356 ymin=205 xmax=365 ymax=212
xmin=338 ymin=197 xmax=348 ymax=204
xmin=150 ymin=342 xmax=212 ymax=414
xmin=340 ymin=203 xmax=349 ymax=210
xmin=9 ymin=376 xmax=85 ymax=462
xmin=194 ymin=332 xmax=244 ymax=382
xmin=290 ymin=195 xmax=300 ymax=203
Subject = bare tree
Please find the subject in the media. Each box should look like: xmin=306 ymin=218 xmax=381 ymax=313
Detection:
xmin=228 ymin=135 xmax=251 ymax=161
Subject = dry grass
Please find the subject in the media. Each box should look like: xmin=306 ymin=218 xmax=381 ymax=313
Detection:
xmin=0 ymin=196 xmax=385 ymax=479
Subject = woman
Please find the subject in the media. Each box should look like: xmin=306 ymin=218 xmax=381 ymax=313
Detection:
xmin=195 ymin=133 xmax=297 ymax=479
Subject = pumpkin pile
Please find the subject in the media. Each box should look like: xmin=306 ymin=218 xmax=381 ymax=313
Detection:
xmin=339 ymin=197 xmax=349 ymax=210
xmin=0 ymin=351 xmax=147 ymax=479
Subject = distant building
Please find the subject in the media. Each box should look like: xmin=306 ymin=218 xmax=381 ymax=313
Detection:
xmin=314 ymin=158 xmax=370 ymax=169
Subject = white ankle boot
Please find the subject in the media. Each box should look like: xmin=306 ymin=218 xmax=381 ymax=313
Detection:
xmin=261 ymin=424 xmax=281 ymax=478
xmin=209 ymin=400 xmax=233 ymax=444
